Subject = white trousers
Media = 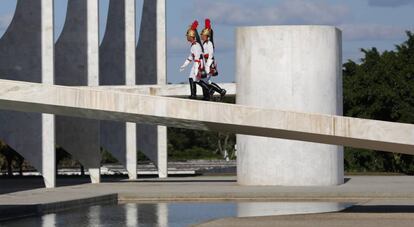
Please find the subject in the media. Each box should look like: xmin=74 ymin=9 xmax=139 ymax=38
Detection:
xmin=189 ymin=63 xmax=198 ymax=81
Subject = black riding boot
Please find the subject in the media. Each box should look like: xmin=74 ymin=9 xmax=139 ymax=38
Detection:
xmin=188 ymin=78 xmax=197 ymax=99
xmin=197 ymin=80 xmax=211 ymax=101
xmin=209 ymin=82 xmax=227 ymax=101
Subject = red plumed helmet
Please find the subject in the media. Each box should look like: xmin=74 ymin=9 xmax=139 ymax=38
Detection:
xmin=205 ymin=19 xmax=211 ymax=29
xmin=186 ymin=20 xmax=199 ymax=38
xmin=191 ymin=20 xmax=199 ymax=30
xmin=201 ymin=19 xmax=212 ymax=37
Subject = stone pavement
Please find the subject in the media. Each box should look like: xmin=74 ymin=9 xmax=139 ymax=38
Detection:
xmin=195 ymin=198 xmax=414 ymax=227
xmin=3 ymin=175 xmax=414 ymax=202
xmin=196 ymin=210 xmax=414 ymax=227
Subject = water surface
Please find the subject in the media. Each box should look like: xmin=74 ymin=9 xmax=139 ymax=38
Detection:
xmin=1 ymin=201 xmax=352 ymax=227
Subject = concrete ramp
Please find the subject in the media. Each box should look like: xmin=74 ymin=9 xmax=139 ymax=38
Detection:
xmin=0 ymin=79 xmax=413 ymax=155
xmin=84 ymin=83 xmax=236 ymax=97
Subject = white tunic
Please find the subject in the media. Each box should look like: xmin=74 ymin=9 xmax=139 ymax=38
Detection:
xmin=181 ymin=42 xmax=204 ymax=81
xmin=203 ymin=40 xmax=214 ymax=75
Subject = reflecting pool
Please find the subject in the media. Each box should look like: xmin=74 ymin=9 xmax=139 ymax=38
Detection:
xmin=1 ymin=201 xmax=353 ymax=227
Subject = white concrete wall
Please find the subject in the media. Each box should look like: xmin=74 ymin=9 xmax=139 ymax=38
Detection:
xmin=236 ymin=26 xmax=344 ymax=186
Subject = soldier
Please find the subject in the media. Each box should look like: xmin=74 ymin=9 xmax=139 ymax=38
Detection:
xmin=201 ymin=19 xmax=226 ymax=101
xmin=180 ymin=20 xmax=211 ymax=100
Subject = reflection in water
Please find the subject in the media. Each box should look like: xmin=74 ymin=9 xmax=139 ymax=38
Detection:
xmin=157 ymin=203 xmax=168 ymax=227
xmin=88 ymin=205 xmax=101 ymax=226
xmin=2 ymin=201 xmax=353 ymax=227
xmin=137 ymin=203 xmax=158 ymax=225
xmin=126 ymin=203 xmax=137 ymax=227
xmin=41 ymin=213 xmax=56 ymax=227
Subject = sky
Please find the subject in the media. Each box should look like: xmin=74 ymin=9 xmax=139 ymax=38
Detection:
xmin=0 ymin=0 xmax=413 ymax=84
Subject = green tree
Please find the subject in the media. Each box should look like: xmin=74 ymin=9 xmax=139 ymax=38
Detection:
xmin=167 ymin=96 xmax=237 ymax=161
xmin=343 ymin=31 xmax=414 ymax=174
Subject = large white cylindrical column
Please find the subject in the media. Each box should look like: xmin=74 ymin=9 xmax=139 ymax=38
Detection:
xmin=236 ymin=26 xmax=343 ymax=186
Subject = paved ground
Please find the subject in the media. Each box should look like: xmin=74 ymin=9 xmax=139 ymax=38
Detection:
xmin=195 ymin=198 xmax=414 ymax=226
xmin=196 ymin=211 xmax=414 ymax=227
xmin=2 ymin=175 xmax=414 ymax=202
xmin=1 ymin=175 xmax=414 ymax=225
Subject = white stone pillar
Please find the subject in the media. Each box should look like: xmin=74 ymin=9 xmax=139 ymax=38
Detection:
xmin=126 ymin=123 xmax=137 ymax=180
xmin=41 ymin=0 xmax=55 ymax=189
xmin=0 ymin=0 xmax=55 ymax=188
xmin=100 ymin=0 xmax=137 ymax=180
xmin=157 ymin=0 xmax=168 ymax=179
xmin=125 ymin=0 xmax=138 ymax=180
xmin=136 ymin=0 xmax=168 ymax=178
xmin=55 ymin=0 xmax=101 ymax=184
xmin=236 ymin=26 xmax=344 ymax=186
xmin=156 ymin=126 xmax=168 ymax=178
xmin=85 ymin=0 xmax=101 ymax=184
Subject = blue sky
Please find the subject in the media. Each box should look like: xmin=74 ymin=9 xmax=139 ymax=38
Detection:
xmin=0 ymin=0 xmax=413 ymax=84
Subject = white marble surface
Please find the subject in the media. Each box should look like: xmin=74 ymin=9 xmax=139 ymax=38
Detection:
xmin=0 ymin=79 xmax=413 ymax=155
xmin=88 ymin=83 xmax=236 ymax=97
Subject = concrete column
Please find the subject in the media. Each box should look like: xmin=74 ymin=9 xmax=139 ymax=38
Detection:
xmin=55 ymin=0 xmax=101 ymax=183
xmin=41 ymin=0 xmax=55 ymax=190
xmin=126 ymin=123 xmax=137 ymax=179
xmin=0 ymin=0 xmax=55 ymax=188
xmin=136 ymin=0 xmax=168 ymax=178
xmin=100 ymin=0 xmax=137 ymax=179
xmin=236 ymin=26 xmax=344 ymax=186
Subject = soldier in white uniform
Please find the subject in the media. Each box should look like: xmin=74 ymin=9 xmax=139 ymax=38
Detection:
xmin=201 ymin=19 xmax=226 ymax=101
xmin=180 ymin=20 xmax=211 ymax=100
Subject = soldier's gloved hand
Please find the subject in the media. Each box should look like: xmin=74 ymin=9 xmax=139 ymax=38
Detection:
xmin=180 ymin=59 xmax=191 ymax=72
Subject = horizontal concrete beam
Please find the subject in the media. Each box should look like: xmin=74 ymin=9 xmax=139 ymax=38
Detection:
xmin=0 ymin=79 xmax=413 ymax=155
xmin=82 ymin=83 xmax=236 ymax=97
